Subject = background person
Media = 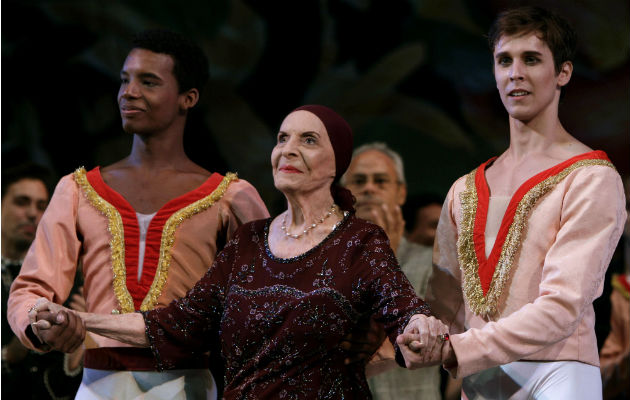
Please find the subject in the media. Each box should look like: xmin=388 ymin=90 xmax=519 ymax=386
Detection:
xmin=1 ymin=162 xmax=84 ymax=399
xmin=403 ymin=193 xmax=443 ymax=248
xmin=599 ymin=176 xmax=630 ymax=400
xmin=342 ymin=142 xmax=441 ymax=400
xmin=403 ymin=192 xmax=465 ymax=400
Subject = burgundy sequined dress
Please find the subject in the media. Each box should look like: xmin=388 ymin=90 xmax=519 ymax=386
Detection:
xmin=144 ymin=215 xmax=430 ymax=399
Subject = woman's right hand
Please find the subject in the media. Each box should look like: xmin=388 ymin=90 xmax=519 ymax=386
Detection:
xmin=28 ymin=297 xmax=86 ymax=353
xmin=396 ymin=314 xmax=450 ymax=369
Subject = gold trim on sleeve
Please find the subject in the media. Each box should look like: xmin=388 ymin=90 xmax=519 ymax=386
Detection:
xmin=74 ymin=167 xmax=135 ymax=313
xmin=458 ymin=159 xmax=615 ymax=317
xmin=139 ymin=172 xmax=238 ymax=311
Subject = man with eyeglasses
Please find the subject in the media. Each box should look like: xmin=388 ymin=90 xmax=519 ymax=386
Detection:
xmin=341 ymin=142 xmax=440 ymax=400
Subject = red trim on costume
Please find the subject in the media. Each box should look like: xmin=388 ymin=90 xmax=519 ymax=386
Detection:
xmin=473 ymin=150 xmax=610 ymax=295
xmin=86 ymin=167 xmax=224 ymax=309
xmin=472 ymin=157 xmax=495 ymax=294
xmin=613 ymin=274 xmax=630 ymax=297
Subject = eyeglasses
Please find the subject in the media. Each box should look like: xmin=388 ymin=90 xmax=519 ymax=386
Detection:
xmin=345 ymin=175 xmax=401 ymax=189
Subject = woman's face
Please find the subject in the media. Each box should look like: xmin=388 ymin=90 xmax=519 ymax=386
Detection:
xmin=271 ymin=110 xmax=336 ymax=196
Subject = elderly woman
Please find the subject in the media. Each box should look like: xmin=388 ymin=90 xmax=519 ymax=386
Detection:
xmin=32 ymin=105 xmax=448 ymax=398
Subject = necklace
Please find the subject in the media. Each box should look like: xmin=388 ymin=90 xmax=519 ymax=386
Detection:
xmin=281 ymin=204 xmax=337 ymax=239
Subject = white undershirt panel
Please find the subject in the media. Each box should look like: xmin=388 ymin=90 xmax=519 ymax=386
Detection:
xmin=484 ymin=196 xmax=510 ymax=258
xmin=136 ymin=211 xmax=157 ymax=282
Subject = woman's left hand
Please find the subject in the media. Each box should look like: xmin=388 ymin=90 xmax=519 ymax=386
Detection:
xmin=396 ymin=314 xmax=449 ymax=369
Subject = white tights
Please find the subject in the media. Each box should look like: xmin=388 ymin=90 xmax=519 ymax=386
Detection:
xmin=462 ymin=360 xmax=602 ymax=400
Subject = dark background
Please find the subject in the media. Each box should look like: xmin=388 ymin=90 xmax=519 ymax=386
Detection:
xmin=2 ymin=0 xmax=628 ymax=214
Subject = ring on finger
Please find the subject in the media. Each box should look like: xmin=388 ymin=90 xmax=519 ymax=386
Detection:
xmin=438 ymin=333 xmax=450 ymax=343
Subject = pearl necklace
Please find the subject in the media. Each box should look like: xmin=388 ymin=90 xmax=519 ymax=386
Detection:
xmin=281 ymin=204 xmax=337 ymax=239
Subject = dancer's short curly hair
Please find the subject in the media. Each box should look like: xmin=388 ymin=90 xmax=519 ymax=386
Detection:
xmin=131 ymin=29 xmax=209 ymax=95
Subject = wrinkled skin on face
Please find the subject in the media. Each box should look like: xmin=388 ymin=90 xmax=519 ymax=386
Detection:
xmin=271 ymin=110 xmax=336 ymax=197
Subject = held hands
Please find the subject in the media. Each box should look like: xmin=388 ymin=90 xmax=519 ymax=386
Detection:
xmin=28 ymin=297 xmax=85 ymax=353
xmin=396 ymin=314 xmax=452 ymax=369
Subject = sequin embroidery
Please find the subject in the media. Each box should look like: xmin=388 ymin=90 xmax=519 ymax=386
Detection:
xmin=144 ymin=216 xmax=430 ymax=398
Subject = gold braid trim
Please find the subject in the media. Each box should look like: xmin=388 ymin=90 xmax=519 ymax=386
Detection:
xmin=74 ymin=167 xmax=134 ymax=313
xmin=459 ymin=159 xmax=615 ymax=317
xmin=139 ymin=172 xmax=238 ymax=311
xmin=457 ymin=170 xmax=484 ymax=315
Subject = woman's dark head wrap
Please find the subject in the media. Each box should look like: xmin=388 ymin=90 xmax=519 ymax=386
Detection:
xmin=292 ymin=105 xmax=355 ymax=211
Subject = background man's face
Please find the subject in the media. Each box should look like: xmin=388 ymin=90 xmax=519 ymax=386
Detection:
xmin=408 ymin=203 xmax=442 ymax=247
xmin=1 ymin=178 xmax=49 ymax=250
xmin=344 ymin=150 xmax=406 ymax=211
